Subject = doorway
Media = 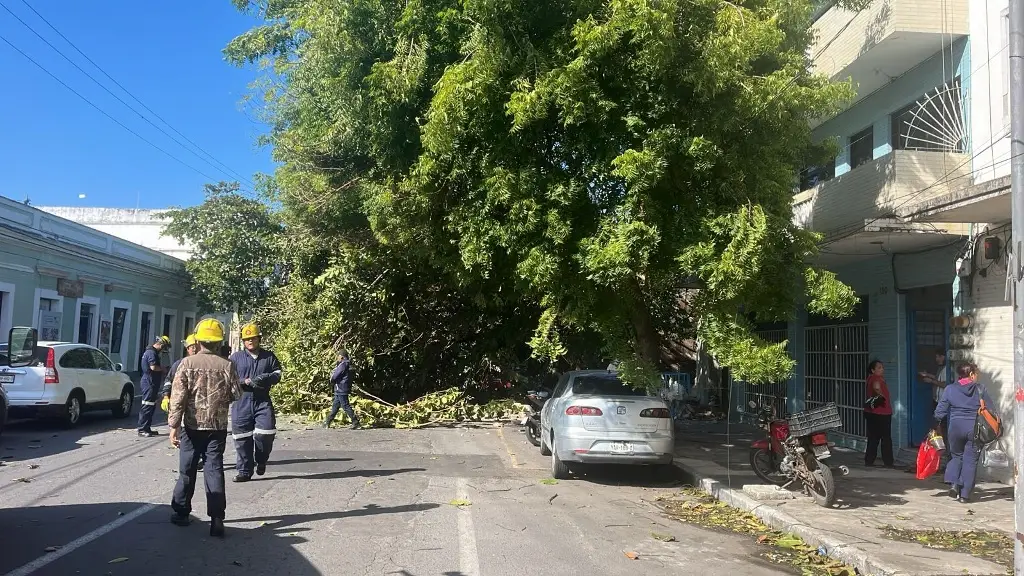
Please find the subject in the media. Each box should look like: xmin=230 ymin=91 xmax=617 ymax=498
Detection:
xmin=137 ymin=311 xmax=152 ymax=372
xmin=906 ymin=284 xmax=953 ymax=446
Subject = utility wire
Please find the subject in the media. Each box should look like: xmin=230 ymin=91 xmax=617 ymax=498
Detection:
xmin=2 ymin=0 xmax=258 ymax=190
xmin=0 ymin=32 xmax=227 ymax=187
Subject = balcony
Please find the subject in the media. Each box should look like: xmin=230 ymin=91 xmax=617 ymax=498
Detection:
xmin=812 ymin=0 xmax=968 ymax=110
xmin=794 ymin=150 xmax=972 ymax=260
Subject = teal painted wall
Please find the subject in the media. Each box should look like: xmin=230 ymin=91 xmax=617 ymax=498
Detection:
xmin=815 ymin=38 xmax=971 ymax=176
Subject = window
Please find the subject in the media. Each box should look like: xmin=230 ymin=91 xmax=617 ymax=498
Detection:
xmin=891 ymin=77 xmax=965 ymax=152
xmin=59 ymin=348 xmax=96 ymax=369
xmin=849 ymin=127 xmax=874 ymax=169
xmin=78 ymin=303 xmax=96 ymax=345
xmin=571 ymin=375 xmax=648 ymax=396
xmin=138 ymin=311 xmax=153 ymax=371
xmin=89 ymin=348 xmax=113 ymax=371
xmin=111 ymin=307 xmax=128 ymax=354
xmin=183 ymin=316 xmax=195 ymax=339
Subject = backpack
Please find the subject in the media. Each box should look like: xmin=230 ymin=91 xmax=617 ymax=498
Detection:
xmin=974 ymin=395 xmax=1002 ymax=446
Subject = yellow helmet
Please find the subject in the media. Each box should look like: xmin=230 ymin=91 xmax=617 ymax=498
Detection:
xmin=194 ymin=318 xmax=225 ymax=343
xmin=240 ymin=322 xmax=261 ymax=341
xmin=183 ymin=334 xmax=197 ymax=347
xmin=158 ymin=335 xmax=171 ymax=346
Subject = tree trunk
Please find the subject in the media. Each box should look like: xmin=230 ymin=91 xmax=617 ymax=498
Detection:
xmin=627 ymin=290 xmax=662 ymax=369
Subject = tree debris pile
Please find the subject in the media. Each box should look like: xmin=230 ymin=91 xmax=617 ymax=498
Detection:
xmin=304 ymin=386 xmax=527 ymax=429
xmin=882 ymin=526 xmax=1011 ymax=574
xmin=655 ymin=488 xmax=855 ymax=575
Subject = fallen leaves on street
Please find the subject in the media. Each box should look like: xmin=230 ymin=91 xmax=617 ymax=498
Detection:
xmin=882 ymin=526 xmax=1011 ymax=574
xmin=449 ymin=498 xmax=472 ymax=508
xmin=539 ymin=478 xmax=558 ymax=485
xmin=624 ymin=551 xmax=639 ymax=560
xmin=655 ymin=487 xmax=855 ymax=575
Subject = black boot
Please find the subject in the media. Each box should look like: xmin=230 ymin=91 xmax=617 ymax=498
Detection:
xmin=170 ymin=513 xmax=190 ymax=527
xmin=256 ymin=463 xmax=266 ymax=476
xmin=197 ymin=459 xmax=205 ymax=472
xmin=233 ymin=474 xmax=251 ymax=483
xmin=210 ymin=518 xmax=225 ymax=538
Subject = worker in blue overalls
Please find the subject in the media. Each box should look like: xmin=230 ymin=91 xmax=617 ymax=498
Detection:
xmin=138 ymin=335 xmax=171 ymax=438
xmin=229 ymin=323 xmax=282 ymax=482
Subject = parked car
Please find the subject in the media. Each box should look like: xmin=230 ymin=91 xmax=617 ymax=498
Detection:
xmin=0 ymin=342 xmax=135 ymax=427
xmin=0 ymin=370 xmax=7 ymax=438
xmin=539 ymin=369 xmax=674 ymax=479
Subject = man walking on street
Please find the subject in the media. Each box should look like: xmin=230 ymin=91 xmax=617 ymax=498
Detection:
xmin=168 ymin=318 xmax=242 ymax=537
xmin=324 ymin=350 xmax=360 ymax=429
xmin=163 ymin=335 xmax=207 ymax=470
xmin=138 ymin=335 xmax=171 ymax=437
xmin=230 ymin=323 xmax=283 ymax=482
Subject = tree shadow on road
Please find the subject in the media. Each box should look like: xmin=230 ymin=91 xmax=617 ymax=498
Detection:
xmin=0 ymin=409 xmax=143 ymax=464
xmin=268 ymin=467 xmax=426 ymax=481
xmin=229 ymin=502 xmax=441 ymax=533
xmin=0 ymin=501 xmax=326 ymax=576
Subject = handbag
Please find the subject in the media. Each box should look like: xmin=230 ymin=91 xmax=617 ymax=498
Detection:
xmin=974 ymin=394 xmax=1002 ymax=446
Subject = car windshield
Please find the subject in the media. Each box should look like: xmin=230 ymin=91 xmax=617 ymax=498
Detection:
xmin=571 ymin=375 xmax=648 ymax=397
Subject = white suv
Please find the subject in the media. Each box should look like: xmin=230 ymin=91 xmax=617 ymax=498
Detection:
xmin=0 ymin=342 xmax=135 ymax=427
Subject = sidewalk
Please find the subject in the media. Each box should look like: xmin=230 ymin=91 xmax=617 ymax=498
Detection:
xmin=672 ymin=420 xmax=1012 ymax=576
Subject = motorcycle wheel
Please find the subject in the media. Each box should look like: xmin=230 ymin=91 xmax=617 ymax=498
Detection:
xmin=807 ymin=462 xmax=837 ymax=508
xmin=526 ymin=421 xmax=541 ymax=447
xmin=749 ymin=448 xmax=786 ymax=486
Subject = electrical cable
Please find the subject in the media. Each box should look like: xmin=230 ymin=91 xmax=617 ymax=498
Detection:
xmin=16 ymin=0 xmax=258 ymax=190
xmin=0 ymin=32 xmax=232 ymax=189
xmin=0 ymin=1 xmax=257 ymax=192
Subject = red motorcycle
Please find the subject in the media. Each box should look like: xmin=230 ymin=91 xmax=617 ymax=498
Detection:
xmin=748 ymin=400 xmax=848 ymax=507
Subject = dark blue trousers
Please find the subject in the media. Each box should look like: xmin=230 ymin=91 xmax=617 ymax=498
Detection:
xmin=324 ymin=392 xmax=358 ymax=427
xmin=171 ymin=429 xmax=227 ymax=519
xmin=231 ymin=393 xmax=276 ymax=477
xmin=137 ymin=380 xmax=160 ymax=431
xmin=945 ymin=417 xmax=981 ymax=499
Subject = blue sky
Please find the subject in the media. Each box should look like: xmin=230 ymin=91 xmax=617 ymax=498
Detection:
xmin=0 ymin=1 xmax=275 ymax=209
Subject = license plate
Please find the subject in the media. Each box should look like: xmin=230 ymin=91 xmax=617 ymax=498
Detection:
xmin=812 ymin=445 xmax=830 ymax=458
xmin=0 ymin=375 xmax=13 ymax=384
xmin=610 ymin=442 xmax=634 ymax=455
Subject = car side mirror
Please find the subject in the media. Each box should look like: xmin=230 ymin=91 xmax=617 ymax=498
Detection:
xmin=113 ymin=363 xmax=123 ymax=372
xmin=7 ymin=327 xmax=38 ymax=368
xmin=537 ymin=390 xmax=550 ymax=399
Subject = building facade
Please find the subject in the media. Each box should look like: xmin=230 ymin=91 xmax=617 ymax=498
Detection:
xmin=36 ymin=206 xmax=240 ymax=351
xmin=732 ymin=0 xmax=1020 ymax=475
xmin=0 ymin=197 xmax=198 ymax=372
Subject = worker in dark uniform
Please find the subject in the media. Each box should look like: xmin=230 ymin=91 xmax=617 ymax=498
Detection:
xmin=163 ymin=335 xmax=207 ymax=470
xmin=323 ymin=350 xmax=360 ymax=429
xmin=138 ymin=335 xmax=171 ymax=438
xmin=229 ymin=323 xmax=282 ymax=482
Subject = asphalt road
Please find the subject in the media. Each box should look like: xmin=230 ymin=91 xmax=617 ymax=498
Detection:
xmin=0 ymin=408 xmax=795 ymax=576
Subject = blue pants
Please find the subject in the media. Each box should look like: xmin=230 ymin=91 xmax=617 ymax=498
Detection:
xmin=231 ymin=393 xmax=276 ymax=477
xmin=945 ymin=417 xmax=981 ymax=499
xmin=137 ymin=379 xmax=161 ymax=431
xmin=172 ymin=429 xmax=227 ymax=519
xmin=324 ymin=393 xmax=358 ymax=427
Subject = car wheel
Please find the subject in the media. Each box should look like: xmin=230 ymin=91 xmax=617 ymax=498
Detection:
xmin=112 ymin=386 xmax=134 ymax=418
xmin=551 ymin=434 xmax=570 ymax=480
xmin=539 ymin=428 xmax=551 ymax=456
xmin=63 ymin=393 xmax=84 ymax=428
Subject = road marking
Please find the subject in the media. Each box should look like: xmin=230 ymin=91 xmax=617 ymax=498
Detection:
xmin=455 ymin=478 xmax=481 ymax=576
xmin=3 ymin=503 xmax=157 ymax=576
xmin=495 ymin=426 xmax=521 ymax=468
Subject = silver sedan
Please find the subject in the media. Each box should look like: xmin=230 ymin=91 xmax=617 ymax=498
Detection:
xmin=539 ymin=370 xmax=675 ymax=479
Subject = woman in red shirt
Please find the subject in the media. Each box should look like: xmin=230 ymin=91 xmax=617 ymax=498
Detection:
xmin=864 ymin=359 xmax=894 ymax=467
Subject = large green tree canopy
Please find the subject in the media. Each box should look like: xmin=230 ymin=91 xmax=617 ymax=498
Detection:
xmin=226 ymin=0 xmax=858 ymax=391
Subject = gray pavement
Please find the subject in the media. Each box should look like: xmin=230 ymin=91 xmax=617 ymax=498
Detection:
xmin=0 ymin=411 xmax=796 ymax=576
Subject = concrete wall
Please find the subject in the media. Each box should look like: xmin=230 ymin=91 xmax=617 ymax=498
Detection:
xmin=36 ymin=207 xmax=193 ymax=261
xmin=969 ymin=0 xmax=1012 ymax=183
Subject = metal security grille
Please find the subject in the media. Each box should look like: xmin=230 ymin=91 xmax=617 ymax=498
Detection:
xmin=740 ymin=329 xmax=790 ymax=418
xmin=804 ymin=324 xmax=869 ymax=439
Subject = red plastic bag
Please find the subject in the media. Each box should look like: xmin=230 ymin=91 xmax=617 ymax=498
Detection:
xmin=916 ymin=441 xmax=941 ymax=480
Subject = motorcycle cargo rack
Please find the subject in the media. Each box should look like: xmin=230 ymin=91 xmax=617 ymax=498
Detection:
xmin=787 ymin=402 xmax=842 ymax=438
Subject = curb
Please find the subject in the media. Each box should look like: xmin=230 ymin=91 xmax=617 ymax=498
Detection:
xmin=673 ymin=460 xmax=904 ymax=576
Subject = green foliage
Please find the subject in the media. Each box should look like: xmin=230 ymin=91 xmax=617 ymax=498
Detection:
xmin=226 ymin=0 xmax=858 ymax=395
xmin=162 ymin=182 xmax=284 ymax=313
